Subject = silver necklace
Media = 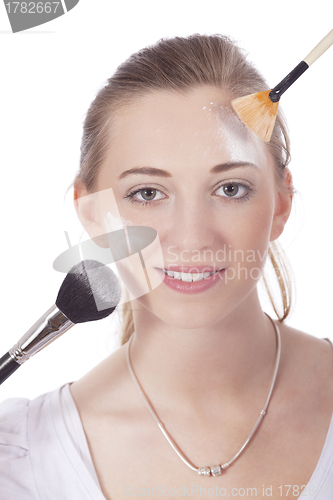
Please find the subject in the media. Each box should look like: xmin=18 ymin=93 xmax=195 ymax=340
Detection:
xmin=126 ymin=314 xmax=281 ymax=477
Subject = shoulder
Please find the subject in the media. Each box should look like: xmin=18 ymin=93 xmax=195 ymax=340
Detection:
xmin=0 ymin=396 xmax=30 ymax=452
xmin=0 ymin=385 xmax=89 ymax=499
xmin=0 ymin=395 xmax=39 ymax=499
xmin=274 ymin=320 xmax=333 ymax=417
xmin=277 ymin=320 xmax=333 ymax=370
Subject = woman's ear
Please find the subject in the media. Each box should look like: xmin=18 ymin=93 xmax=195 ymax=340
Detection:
xmin=270 ymin=168 xmax=293 ymax=242
xmin=74 ymin=181 xmax=109 ymax=248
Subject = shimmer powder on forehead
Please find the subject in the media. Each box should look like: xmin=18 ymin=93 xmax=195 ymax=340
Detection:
xmin=214 ymin=104 xmax=249 ymax=140
xmin=208 ymin=102 xmax=266 ymax=164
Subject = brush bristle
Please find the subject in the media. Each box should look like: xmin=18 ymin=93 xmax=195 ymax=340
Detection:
xmin=55 ymin=260 xmax=121 ymax=324
xmin=231 ymin=90 xmax=279 ymax=142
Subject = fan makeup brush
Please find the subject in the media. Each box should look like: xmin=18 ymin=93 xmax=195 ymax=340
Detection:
xmin=231 ymin=29 xmax=333 ymax=142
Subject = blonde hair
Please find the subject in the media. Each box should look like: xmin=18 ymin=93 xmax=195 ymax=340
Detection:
xmin=73 ymin=34 xmax=293 ymax=345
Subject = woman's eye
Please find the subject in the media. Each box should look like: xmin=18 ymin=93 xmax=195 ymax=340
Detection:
xmin=215 ymin=183 xmax=251 ymax=200
xmin=125 ymin=182 xmax=253 ymax=207
xmin=125 ymin=187 xmax=166 ymax=205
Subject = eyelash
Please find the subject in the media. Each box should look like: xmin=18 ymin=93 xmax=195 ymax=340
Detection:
xmin=124 ymin=182 xmax=255 ymax=207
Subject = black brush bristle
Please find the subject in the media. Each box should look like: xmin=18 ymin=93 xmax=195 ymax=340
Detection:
xmin=55 ymin=260 xmax=122 ymax=323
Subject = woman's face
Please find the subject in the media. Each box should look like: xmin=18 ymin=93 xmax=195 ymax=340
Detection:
xmin=93 ymin=86 xmax=291 ymax=329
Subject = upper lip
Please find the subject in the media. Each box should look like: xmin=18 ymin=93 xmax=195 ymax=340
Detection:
xmin=157 ymin=265 xmax=224 ymax=273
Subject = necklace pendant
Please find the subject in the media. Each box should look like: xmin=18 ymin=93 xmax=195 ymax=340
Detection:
xmin=198 ymin=466 xmax=211 ymax=476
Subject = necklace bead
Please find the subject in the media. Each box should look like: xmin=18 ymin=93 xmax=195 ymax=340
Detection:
xmin=198 ymin=466 xmax=211 ymax=476
xmin=211 ymin=465 xmax=222 ymax=476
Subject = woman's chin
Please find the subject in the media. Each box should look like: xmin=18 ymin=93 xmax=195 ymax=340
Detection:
xmin=136 ymin=296 xmax=235 ymax=330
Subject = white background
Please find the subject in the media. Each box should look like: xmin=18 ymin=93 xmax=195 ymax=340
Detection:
xmin=0 ymin=0 xmax=332 ymax=403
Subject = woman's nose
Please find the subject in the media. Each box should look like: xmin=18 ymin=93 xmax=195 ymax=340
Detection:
xmin=166 ymin=200 xmax=215 ymax=253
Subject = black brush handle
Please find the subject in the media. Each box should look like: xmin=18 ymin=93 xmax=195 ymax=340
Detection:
xmin=269 ymin=61 xmax=309 ymax=103
xmin=0 ymin=352 xmax=20 ymax=385
xmin=269 ymin=29 xmax=333 ymax=103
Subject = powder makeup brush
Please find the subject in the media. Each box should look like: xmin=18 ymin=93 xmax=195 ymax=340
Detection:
xmin=0 ymin=260 xmax=121 ymax=385
xmin=231 ymin=29 xmax=333 ymax=142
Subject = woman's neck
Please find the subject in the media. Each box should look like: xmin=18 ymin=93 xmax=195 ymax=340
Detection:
xmin=129 ymin=291 xmax=278 ymax=419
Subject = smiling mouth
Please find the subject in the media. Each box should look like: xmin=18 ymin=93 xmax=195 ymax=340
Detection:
xmin=158 ymin=268 xmax=223 ymax=282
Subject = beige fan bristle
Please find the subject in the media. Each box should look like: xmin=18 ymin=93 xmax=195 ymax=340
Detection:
xmin=231 ymin=90 xmax=279 ymax=142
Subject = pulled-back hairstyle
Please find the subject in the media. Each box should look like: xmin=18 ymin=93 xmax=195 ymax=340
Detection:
xmin=73 ymin=34 xmax=293 ymax=345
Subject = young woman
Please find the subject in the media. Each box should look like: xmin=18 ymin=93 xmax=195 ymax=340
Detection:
xmin=0 ymin=34 xmax=332 ymax=500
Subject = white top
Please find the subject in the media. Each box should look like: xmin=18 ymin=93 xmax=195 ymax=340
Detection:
xmin=1 ymin=344 xmax=333 ymax=499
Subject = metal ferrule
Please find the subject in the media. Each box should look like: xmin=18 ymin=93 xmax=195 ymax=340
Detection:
xmin=9 ymin=304 xmax=74 ymax=365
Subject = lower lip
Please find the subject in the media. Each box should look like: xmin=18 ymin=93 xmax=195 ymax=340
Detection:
xmin=155 ymin=268 xmax=225 ymax=294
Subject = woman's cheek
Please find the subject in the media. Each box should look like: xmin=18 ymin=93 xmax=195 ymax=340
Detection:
xmin=224 ymin=206 xmax=273 ymax=272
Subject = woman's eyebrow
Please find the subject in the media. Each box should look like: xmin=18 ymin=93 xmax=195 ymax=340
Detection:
xmin=118 ymin=167 xmax=172 ymax=180
xmin=209 ymin=162 xmax=258 ymax=174
xmin=117 ymin=162 xmax=258 ymax=180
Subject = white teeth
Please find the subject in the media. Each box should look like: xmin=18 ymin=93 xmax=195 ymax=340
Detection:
xmin=162 ymin=270 xmax=217 ymax=281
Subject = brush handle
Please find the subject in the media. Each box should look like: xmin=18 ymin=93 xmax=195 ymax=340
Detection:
xmin=0 ymin=306 xmax=75 ymax=385
xmin=304 ymin=29 xmax=333 ymax=66
xmin=269 ymin=29 xmax=333 ymax=102
xmin=269 ymin=62 xmax=309 ymax=102
xmin=0 ymin=352 xmax=20 ymax=385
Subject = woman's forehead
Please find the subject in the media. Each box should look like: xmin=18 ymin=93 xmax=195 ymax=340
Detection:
xmin=113 ymin=86 xmax=233 ymax=129
xmin=106 ymin=87 xmax=268 ymax=173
